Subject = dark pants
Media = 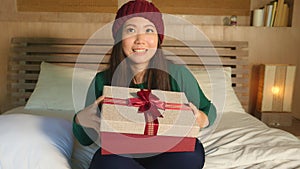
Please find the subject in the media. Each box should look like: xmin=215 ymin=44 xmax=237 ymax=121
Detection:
xmin=89 ymin=141 xmax=205 ymax=169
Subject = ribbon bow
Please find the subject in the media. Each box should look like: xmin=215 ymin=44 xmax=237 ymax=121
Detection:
xmin=128 ymin=89 xmax=164 ymax=120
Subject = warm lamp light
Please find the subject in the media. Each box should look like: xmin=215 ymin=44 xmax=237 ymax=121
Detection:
xmin=271 ymin=86 xmax=280 ymax=95
xmin=256 ymin=64 xmax=296 ymax=112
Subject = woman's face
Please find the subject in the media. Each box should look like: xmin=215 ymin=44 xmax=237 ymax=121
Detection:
xmin=122 ymin=17 xmax=158 ymax=67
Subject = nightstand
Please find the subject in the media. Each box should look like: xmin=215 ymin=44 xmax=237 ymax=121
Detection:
xmin=254 ymin=110 xmax=300 ymax=138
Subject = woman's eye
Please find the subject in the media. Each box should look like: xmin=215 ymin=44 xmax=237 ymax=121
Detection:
xmin=146 ymin=29 xmax=154 ymax=33
xmin=126 ymin=28 xmax=135 ymax=33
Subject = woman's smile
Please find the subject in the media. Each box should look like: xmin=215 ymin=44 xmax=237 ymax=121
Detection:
xmin=132 ymin=48 xmax=148 ymax=56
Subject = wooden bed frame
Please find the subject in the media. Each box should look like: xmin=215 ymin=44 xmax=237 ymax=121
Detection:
xmin=7 ymin=37 xmax=249 ymax=112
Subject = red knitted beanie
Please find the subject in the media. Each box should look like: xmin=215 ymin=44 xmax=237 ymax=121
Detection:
xmin=112 ymin=0 xmax=164 ymax=43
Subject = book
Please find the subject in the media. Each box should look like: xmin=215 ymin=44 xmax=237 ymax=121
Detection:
xmin=270 ymin=1 xmax=278 ymax=27
xmin=253 ymin=9 xmax=265 ymax=26
xmin=265 ymin=4 xmax=274 ymax=27
xmin=263 ymin=5 xmax=268 ymax=26
xmin=282 ymin=3 xmax=289 ymax=26
xmin=274 ymin=0 xmax=284 ymax=26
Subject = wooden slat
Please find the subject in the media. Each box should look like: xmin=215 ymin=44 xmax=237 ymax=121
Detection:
xmin=8 ymin=73 xmax=39 ymax=80
xmin=188 ymin=67 xmax=249 ymax=75
xmin=168 ymin=57 xmax=247 ymax=65
xmin=163 ymin=40 xmax=248 ymax=48
xmin=234 ymin=86 xmax=249 ymax=93
xmin=7 ymin=101 xmax=27 ymax=106
xmin=232 ymin=77 xmax=249 ymax=84
xmin=57 ymin=63 xmax=109 ymax=71
xmin=8 ymin=62 xmax=108 ymax=71
xmin=9 ymin=64 xmax=40 ymax=71
xmin=11 ymin=83 xmax=36 ymax=89
xmin=233 ymin=68 xmax=249 ymax=74
xmin=12 ymin=46 xmax=112 ymax=54
xmin=12 ymin=55 xmax=110 ymax=63
xmin=12 ymin=37 xmax=114 ymax=45
xmin=163 ymin=48 xmax=248 ymax=57
xmin=11 ymin=92 xmax=32 ymax=99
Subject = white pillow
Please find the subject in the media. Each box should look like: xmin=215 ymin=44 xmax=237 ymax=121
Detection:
xmin=190 ymin=67 xmax=245 ymax=113
xmin=71 ymin=140 xmax=98 ymax=169
xmin=25 ymin=62 xmax=96 ymax=111
xmin=0 ymin=114 xmax=73 ymax=169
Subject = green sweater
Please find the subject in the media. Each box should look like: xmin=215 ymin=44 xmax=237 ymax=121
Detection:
xmin=73 ymin=63 xmax=216 ymax=146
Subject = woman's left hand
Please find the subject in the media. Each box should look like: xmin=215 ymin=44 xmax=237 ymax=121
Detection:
xmin=189 ymin=102 xmax=209 ymax=128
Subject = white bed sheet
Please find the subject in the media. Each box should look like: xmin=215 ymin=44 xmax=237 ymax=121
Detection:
xmin=204 ymin=112 xmax=300 ymax=169
xmin=3 ymin=107 xmax=300 ymax=169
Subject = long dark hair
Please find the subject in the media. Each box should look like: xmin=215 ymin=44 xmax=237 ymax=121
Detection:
xmin=106 ymin=29 xmax=170 ymax=91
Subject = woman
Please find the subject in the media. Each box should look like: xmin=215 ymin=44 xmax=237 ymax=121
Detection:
xmin=73 ymin=0 xmax=216 ymax=168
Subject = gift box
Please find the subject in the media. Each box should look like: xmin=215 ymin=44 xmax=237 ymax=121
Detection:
xmin=100 ymin=86 xmax=200 ymax=155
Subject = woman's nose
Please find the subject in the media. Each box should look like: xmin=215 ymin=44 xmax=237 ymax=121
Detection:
xmin=134 ymin=33 xmax=146 ymax=44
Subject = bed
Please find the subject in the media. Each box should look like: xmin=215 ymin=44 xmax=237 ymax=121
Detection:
xmin=1 ymin=37 xmax=300 ymax=169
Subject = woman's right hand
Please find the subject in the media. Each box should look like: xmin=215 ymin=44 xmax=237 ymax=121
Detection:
xmin=75 ymin=96 xmax=104 ymax=133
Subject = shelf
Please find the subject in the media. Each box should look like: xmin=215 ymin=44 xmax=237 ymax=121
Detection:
xmin=250 ymin=0 xmax=294 ymax=27
xmin=153 ymin=0 xmax=251 ymax=16
xmin=162 ymin=0 xmax=294 ymax=27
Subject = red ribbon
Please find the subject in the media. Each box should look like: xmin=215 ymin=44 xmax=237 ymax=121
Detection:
xmin=103 ymin=89 xmax=191 ymax=136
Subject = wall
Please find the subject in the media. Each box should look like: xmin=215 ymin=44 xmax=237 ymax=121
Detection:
xmin=291 ymin=0 xmax=300 ymax=119
xmin=0 ymin=0 xmax=299 ymax=117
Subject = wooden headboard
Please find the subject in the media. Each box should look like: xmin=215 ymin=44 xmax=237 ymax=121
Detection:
xmin=8 ymin=37 xmax=249 ymax=112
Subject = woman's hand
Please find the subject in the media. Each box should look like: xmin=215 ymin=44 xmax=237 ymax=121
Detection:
xmin=75 ymin=96 xmax=104 ymax=133
xmin=189 ymin=102 xmax=209 ymax=128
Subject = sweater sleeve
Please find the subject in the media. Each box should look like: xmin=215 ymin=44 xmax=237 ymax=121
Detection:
xmin=169 ymin=63 xmax=216 ymax=126
xmin=72 ymin=72 xmax=106 ymax=146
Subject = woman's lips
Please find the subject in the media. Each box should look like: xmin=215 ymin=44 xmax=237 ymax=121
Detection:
xmin=132 ymin=49 xmax=148 ymax=56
